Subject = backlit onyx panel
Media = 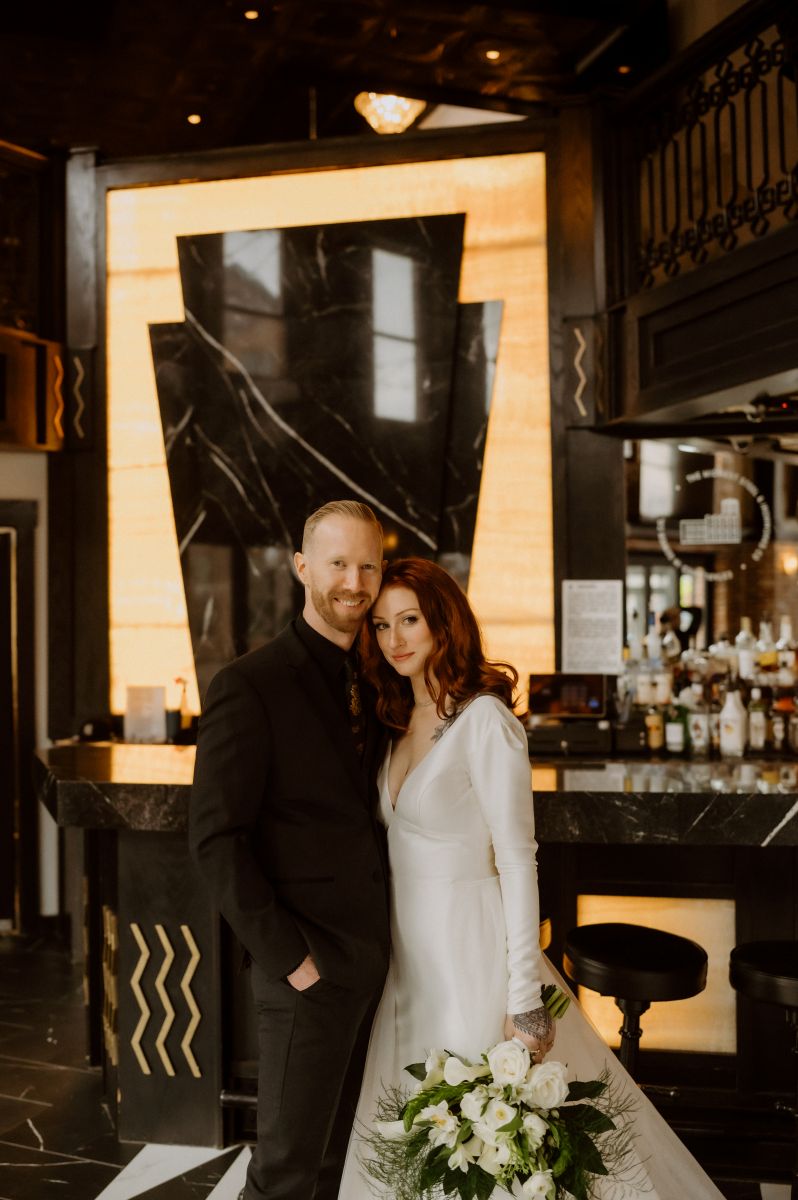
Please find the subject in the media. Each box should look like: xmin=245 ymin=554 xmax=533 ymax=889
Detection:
xmin=150 ymin=216 xmax=501 ymax=696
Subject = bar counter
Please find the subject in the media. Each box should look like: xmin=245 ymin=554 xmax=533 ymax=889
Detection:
xmin=34 ymin=744 xmax=798 ymax=1150
xmin=36 ymin=742 xmax=798 ymax=846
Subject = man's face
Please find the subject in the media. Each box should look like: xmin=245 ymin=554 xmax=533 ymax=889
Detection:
xmin=294 ymin=516 xmax=383 ymax=643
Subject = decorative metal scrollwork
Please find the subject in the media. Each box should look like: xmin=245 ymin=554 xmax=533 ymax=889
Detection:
xmin=628 ymin=24 xmax=798 ymax=288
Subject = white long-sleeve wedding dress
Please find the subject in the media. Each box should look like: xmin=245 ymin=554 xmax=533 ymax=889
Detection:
xmin=338 ymin=694 xmax=725 ymax=1199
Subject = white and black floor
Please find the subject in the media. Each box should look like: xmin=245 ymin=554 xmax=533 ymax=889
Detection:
xmin=0 ymin=937 xmax=790 ymax=1200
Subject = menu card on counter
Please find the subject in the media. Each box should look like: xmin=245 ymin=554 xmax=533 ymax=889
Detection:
xmin=124 ymin=686 xmax=167 ymax=743
xmin=562 ymin=579 xmax=623 ymax=676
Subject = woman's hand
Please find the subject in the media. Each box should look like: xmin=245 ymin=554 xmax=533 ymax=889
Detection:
xmin=504 ymin=1006 xmax=556 ymax=1062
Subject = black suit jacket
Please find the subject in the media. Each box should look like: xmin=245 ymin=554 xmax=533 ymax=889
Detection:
xmin=189 ymin=621 xmax=391 ymax=989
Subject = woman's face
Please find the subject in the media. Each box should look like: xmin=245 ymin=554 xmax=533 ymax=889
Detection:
xmin=371 ymin=585 xmax=435 ymax=681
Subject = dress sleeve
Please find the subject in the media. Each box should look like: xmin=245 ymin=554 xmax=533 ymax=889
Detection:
xmin=466 ymin=698 xmax=544 ymax=1013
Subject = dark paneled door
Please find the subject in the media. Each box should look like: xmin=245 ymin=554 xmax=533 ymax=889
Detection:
xmin=0 ymin=501 xmax=37 ymax=932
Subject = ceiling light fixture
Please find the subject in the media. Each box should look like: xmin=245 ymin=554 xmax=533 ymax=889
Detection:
xmin=617 ymin=64 xmax=632 ymax=75
xmin=484 ymin=48 xmax=502 ymax=61
xmin=354 ymin=91 xmax=426 ymax=134
xmin=187 ymin=113 xmax=202 ymax=125
xmin=244 ymin=8 xmax=259 ymax=18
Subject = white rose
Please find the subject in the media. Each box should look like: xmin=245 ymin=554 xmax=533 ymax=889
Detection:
xmin=444 ymin=1055 xmax=490 ymax=1086
xmin=521 ymin=1061 xmax=569 ymax=1110
xmin=487 ymin=1039 xmax=531 ymax=1087
xmin=522 ymin=1112 xmax=548 ymax=1149
xmin=522 ymin=1169 xmax=555 ymax=1199
xmin=422 ymin=1049 xmax=447 ymax=1088
xmin=477 ymin=1140 xmax=511 ymax=1176
xmin=483 ymin=1097 xmax=517 ymax=1130
xmin=375 ymin=1119 xmax=408 ymax=1140
xmin=460 ymin=1085 xmax=489 ymax=1121
xmin=448 ymin=1136 xmax=482 ymax=1173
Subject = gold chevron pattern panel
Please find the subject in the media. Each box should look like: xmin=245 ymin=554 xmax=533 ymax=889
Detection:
xmin=154 ymin=924 xmax=176 ymax=1077
xmin=129 ymin=922 xmax=152 ymax=1075
xmin=127 ymin=921 xmax=204 ymax=1078
xmin=101 ymin=905 xmax=119 ymax=1067
xmin=179 ymin=924 xmax=202 ymax=1078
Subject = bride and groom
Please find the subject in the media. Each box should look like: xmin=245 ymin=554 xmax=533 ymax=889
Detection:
xmin=190 ymin=501 xmax=724 ymax=1200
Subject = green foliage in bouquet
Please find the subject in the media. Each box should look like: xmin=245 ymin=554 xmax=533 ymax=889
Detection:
xmin=360 ymin=991 xmax=641 ymax=1200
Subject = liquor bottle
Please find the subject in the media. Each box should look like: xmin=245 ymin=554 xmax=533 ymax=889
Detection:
xmin=756 ymin=620 xmax=778 ymax=675
xmin=772 ymin=685 xmax=795 ymax=753
xmin=719 ymin=685 xmax=747 ymax=758
xmin=687 ymin=683 xmax=710 ymax=759
xmin=776 ymin=615 xmax=795 ymax=651
xmin=709 ymin=683 xmax=722 ymax=756
xmin=645 ymin=706 xmax=664 ymax=753
xmin=645 ymin=613 xmax=662 ymax=668
xmin=735 ymin=617 xmax=756 ymax=681
xmin=664 ymin=704 xmax=687 ymax=755
xmin=653 ymin=669 xmax=672 ymax=707
xmin=747 ymin=687 xmax=768 ymax=753
xmin=789 ymin=709 xmax=798 ymax=755
xmin=777 ymin=616 xmax=796 ymax=687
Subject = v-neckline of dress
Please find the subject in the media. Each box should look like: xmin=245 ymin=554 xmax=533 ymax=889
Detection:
xmin=385 ymin=718 xmax=452 ymax=811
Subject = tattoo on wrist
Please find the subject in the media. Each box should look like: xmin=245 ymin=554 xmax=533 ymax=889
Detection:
xmin=512 ymin=1006 xmax=553 ymax=1040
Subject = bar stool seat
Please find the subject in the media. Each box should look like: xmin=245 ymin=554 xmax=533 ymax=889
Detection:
xmin=563 ymin=922 xmax=708 ymax=1076
xmin=729 ymin=941 xmax=798 ymax=1197
xmin=730 ymin=941 xmax=798 ymax=1009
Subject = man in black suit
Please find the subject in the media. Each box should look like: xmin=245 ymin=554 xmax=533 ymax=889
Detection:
xmin=190 ymin=500 xmax=390 ymax=1200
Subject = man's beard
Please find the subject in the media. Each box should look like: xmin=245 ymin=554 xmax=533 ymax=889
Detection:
xmin=310 ymin=585 xmax=371 ymax=633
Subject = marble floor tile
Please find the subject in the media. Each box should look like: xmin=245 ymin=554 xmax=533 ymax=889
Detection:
xmin=0 ymin=1093 xmax=51 ymax=1139
xmin=207 ymin=1148 xmax=250 ymax=1198
xmin=94 ymin=1144 xmax=242 ymax=1199
xmin=0 ymin=1139 xmax=120 ymax=1200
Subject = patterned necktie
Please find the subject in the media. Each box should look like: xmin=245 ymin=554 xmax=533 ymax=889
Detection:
xmin=342 ymin=656 xmax=365 ymax=761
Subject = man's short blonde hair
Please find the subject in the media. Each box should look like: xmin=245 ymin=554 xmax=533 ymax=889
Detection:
xmin=301 ymin=500 xmax=383 ymax=553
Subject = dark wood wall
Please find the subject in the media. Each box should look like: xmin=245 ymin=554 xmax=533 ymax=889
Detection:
xmin=546 ymin=103 xmax=627 ymax=663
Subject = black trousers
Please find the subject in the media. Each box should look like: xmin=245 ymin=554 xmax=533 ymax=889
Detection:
xmin=244 ymin=965 xmax=382 ymax=1200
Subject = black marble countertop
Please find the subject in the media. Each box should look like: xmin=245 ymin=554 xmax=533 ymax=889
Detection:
xmin=35 ymin=744 xmax=798 ymax=847
xmin=35 ymin=744 xmax=195 ymax=834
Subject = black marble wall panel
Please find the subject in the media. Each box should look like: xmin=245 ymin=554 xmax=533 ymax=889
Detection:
xmin=150 ymin=215 xmax=502 ymax=695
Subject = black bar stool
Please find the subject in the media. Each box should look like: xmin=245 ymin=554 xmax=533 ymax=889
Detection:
xmin=563 ymin=922 xmax=708 ymax=1077
xmin=729 ymin=940 xmax=798 ymax=1198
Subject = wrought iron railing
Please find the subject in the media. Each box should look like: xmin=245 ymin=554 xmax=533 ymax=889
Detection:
xmin=616 ymin=11 xmax=798 ymax=292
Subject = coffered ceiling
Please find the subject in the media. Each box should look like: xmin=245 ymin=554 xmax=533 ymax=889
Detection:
xmin=0 ymin=0 xmax=667 ymax=158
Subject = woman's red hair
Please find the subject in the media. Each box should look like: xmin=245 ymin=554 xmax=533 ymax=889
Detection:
xmin=359 ymin=557 xmax=518 ymax=732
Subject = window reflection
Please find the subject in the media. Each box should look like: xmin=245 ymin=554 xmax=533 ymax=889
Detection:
xmin=222 ymin=230 xmax=287 ymax=386
xmin=372 ymin=248 xmax=417 ymax=421
xmin=639 ymin=440 xmax=677 ymax=519
xmin=482 ymin=303 xmax=501 ymax=414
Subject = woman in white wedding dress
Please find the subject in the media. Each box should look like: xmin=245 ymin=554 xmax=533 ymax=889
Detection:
xmin=338 ymin=558 xmax=724 ymax=1200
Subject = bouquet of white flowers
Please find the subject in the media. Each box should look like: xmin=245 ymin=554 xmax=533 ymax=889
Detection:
xmin=362 ymin=990 xmax=637 ymax=1200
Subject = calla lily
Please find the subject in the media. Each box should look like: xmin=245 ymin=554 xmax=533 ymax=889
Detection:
xmin=375 ymin=1119 xmax=409 ymax=1140
xmin=443 ymin=1055 xmax=491 ymax=1086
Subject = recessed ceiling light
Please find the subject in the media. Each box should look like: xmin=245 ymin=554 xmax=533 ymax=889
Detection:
xmin=187 ymin=113 xmax=202 ymax=125
xmin=484 ymin=48 xmax=502 ymax=61
xmin=617 ymin=64 xmax=632 ymax=75
xmin=244 ymin=8 xmax=259 ymax=18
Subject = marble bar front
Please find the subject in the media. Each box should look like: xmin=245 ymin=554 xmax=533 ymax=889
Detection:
xmin=35 ymin=744 xmax=798 ymax=1145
